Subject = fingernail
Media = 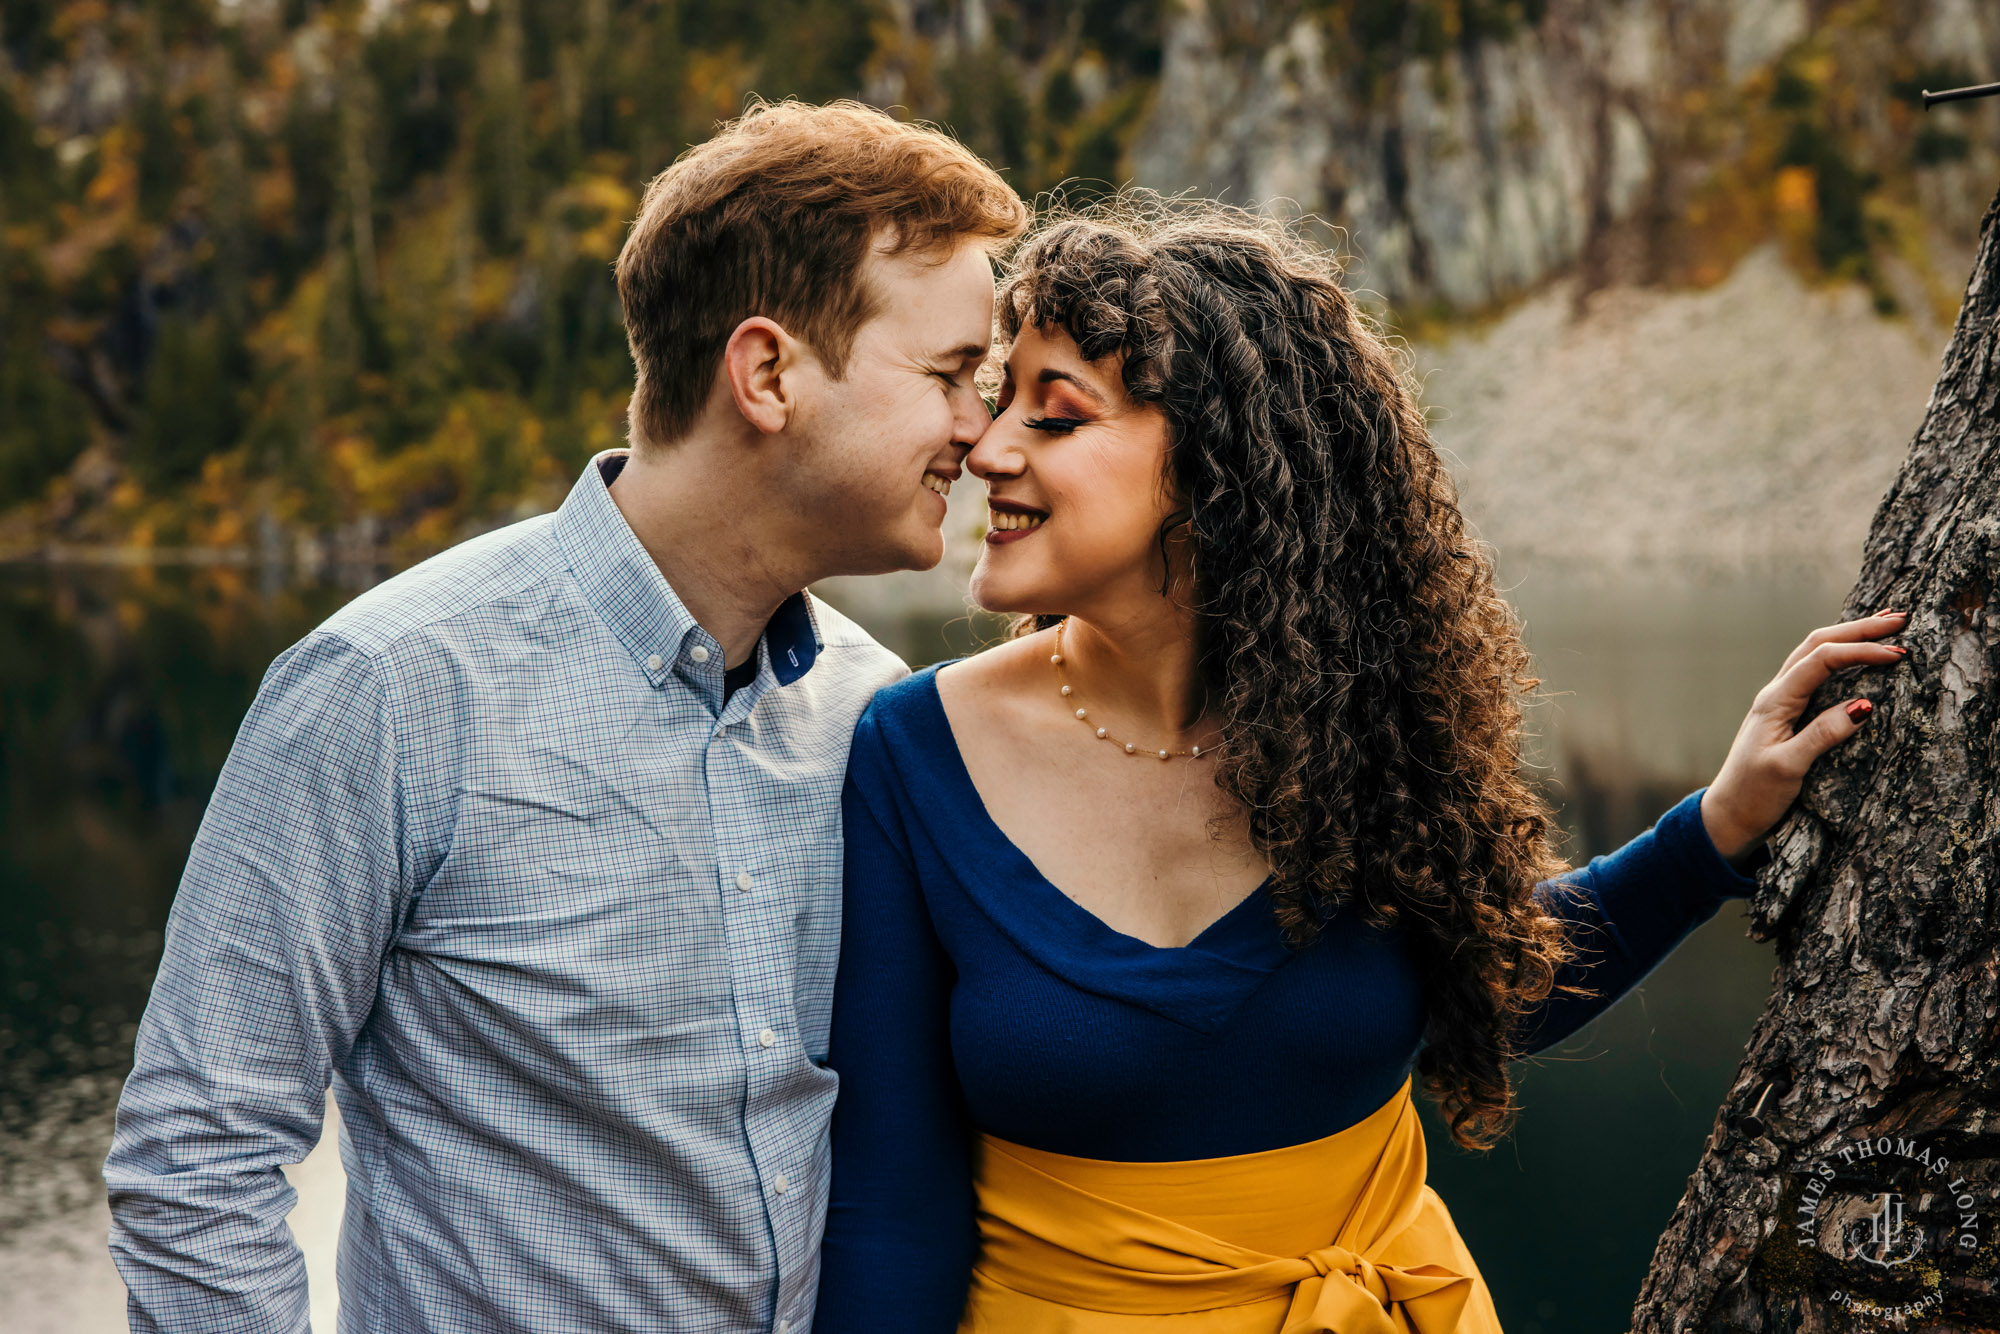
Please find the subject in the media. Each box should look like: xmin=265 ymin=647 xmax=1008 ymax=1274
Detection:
xmin=1874 ymin=608 xmax=1906 ymax=619
xmin=1889 ymin=645 xmax=1909 ymax=655
xmin=1846 ymin=699 xmax=1874 ymax=722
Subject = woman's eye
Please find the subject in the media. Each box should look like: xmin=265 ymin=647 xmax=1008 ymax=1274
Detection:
xmin=1024 ymin=416 xmax=1086 ymax=434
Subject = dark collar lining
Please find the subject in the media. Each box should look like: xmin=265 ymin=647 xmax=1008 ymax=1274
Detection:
xmin=587 ymin=451 xmax=821 ymax=687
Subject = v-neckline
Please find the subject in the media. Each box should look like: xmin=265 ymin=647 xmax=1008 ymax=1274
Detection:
xmin=913 ymin=663 xmax=1294 ymax=1033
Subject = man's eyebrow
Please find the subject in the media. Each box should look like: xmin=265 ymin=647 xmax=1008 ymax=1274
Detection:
xmin=931 ymin=343 xmax=990 ymax=364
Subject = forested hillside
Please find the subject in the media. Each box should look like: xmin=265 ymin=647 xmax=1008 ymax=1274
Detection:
xmin=0 ymin=0 xmax=1992 ymax=561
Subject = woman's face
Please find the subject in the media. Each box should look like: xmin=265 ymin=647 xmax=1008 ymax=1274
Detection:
xmin=965 ymin=324 xmax=1179 ymax=617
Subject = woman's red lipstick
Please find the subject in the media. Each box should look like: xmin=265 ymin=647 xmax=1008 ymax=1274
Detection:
xmin=986 ymin=496 xmax=1048 ymax=545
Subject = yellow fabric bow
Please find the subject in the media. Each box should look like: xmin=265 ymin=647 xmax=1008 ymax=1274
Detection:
xmin=1280 ymin=1241 xmax=1471 ymax=1333
xmin=960 ymin=1074 xmax=1500 ymax=1333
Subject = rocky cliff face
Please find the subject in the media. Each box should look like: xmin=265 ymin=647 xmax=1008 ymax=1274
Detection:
xmin=4 ymin=0 xmax=1992 ymax=560
xmin=1130 ymin=0 xmax=2000 ymax=313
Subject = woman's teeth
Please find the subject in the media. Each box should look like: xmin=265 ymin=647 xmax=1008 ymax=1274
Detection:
xmin=988 ymin=509 xmax=1046 ymax=531
xmin=922 ymin=473 xmax=952 ymax=496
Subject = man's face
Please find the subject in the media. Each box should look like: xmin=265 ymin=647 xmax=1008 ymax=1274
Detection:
xmin=783 ymin=237 xmax=997 ymax=575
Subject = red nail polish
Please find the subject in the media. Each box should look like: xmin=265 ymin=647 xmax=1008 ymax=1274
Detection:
xmin=1846 ymin=699 xmax=1873 ymax=722
xmin=1889 ymin=645 xmax=1909 ymax=655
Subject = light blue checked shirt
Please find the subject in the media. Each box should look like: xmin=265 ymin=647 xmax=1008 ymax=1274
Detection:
xmin=105 ymin=451 xmax=907 ymax=1333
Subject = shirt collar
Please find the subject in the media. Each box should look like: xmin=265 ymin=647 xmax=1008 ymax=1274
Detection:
xmin=553 ymin=449 xmax=823 ymax=690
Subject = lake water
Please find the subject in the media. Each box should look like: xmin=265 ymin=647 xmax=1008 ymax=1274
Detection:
xmin=0 ymin=557 xmax=1858 ymax=1332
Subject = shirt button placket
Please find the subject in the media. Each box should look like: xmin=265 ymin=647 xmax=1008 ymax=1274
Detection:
xmin=712 ymin=742 xmax=799 ymax=1297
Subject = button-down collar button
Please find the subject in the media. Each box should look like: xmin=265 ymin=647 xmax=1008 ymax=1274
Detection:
xmin=777 ymin=1321 xmax=791 ymax=1334
xmin=773 ymin=1172 xmax=789 ymax=1194
xmin=646 ymin=654 xmax=664 ymax=671
xmin=735 ymin=871 xmax=754 ymax=893
xmin=758 ymin=1028 xmax=777 ymax=1048
xmin=689 ymin=644 xmax=711 ymax=664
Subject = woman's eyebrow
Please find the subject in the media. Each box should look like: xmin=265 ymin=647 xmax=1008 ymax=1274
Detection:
xmin=996 ymin=357 xmax=1108 ymax=404
xmin=1036 ymin=367 xmax=1106 ymax=405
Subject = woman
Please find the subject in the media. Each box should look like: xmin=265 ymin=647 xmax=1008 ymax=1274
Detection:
xmin=812 ymin=197 xmax=1903 ymax=1332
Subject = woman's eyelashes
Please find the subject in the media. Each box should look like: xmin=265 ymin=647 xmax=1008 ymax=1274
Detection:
xmin=1024 ymin=415 xmax=1087 ymax=434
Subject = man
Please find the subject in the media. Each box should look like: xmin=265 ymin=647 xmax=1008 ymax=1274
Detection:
xmin=105 ymin=99 xmax=1026 ymax=1332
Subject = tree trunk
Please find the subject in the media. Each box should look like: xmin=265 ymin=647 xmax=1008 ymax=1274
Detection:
xmin=1630 ymin=187 xmax=2000 ymax=1328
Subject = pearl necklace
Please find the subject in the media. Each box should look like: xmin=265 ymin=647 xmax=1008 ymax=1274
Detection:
xmin=1050 ymin=618 xmax=1216 ymax=761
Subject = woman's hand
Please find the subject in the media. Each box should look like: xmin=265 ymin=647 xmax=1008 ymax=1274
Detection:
xmin=1699 ymin=608 xmax=1910 ymax=869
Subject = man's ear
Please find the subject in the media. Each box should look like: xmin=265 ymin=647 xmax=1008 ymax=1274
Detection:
xmin=721 ymin=316 xmax=804 ymax=436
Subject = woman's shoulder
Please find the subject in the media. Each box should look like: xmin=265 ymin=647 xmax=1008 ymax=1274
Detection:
xmin=867 ymin=630 xmax=1052 ymax=723
xmin=861 ymin=661 xmax=946 ymax=722
xmin=931 ymin=626 xmax=1055 ymax=709
xmin=851 ymin=632 xmax=1052 ymax=783
xmin=848 ymin=663 xmax=952 ymax=786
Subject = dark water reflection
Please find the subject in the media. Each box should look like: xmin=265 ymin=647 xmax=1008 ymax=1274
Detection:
xmin=0 ymin=561 xmax=1855 ymax=1333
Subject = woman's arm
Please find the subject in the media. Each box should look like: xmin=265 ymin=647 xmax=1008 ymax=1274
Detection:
xmin=1509 ymin=608 xmax=1911 ymax=1057
xmin=813 ymin=722 xmax=978 ymax=1333
xmin=1511 ymin=785 xmax=1759 ymax=1057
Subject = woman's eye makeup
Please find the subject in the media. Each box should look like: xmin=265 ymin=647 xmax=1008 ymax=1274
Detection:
xmin=994 ymin=370 xmax=1093 ymax=431
xmin=1024 ymin=388 xmax=1093 ymax=433
xmin=1023 ymin=415 xmax=1087 ymax=433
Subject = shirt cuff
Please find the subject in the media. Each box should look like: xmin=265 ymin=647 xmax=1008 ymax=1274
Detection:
xmin=1657 ymin=785 xmax=1765 ymax=899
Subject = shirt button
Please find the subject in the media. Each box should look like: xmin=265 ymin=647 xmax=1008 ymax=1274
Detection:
xmin=735 ymin=871 xmax=754 ymax=893
xmin=689 ymin=644 xmax=711 ymax=663
xmin=777 ymin=1321 xmax=791 ymax=1334
xmin=773 ymin=1173 xmax=789 ymax=1194
xmin=645 ymin=654 xmax=663 ymax=671
xmin=758 ymin=1028 xmax=776 ymax=1048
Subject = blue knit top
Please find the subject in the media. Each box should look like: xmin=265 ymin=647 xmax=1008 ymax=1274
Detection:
xmin=813 ymin=665 xmax=1758 ymax=1330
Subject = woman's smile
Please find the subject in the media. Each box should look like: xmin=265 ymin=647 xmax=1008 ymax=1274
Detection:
xmin=986 ymin=496 xmax=1049 ymax=543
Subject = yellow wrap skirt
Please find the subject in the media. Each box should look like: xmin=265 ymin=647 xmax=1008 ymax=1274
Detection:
xmin=957 ymin=1073 xmax=1503 ymax=1333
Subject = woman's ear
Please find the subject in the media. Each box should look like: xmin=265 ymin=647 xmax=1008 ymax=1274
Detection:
xmin=721 ymin=316 xmax=804 ymax=436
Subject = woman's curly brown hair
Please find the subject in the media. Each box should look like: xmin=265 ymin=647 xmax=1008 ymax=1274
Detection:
xmin=997 ymin=193 xmax=1593 ymax=1152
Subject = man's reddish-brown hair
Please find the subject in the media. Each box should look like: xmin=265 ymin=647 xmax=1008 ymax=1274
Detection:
xmin=615 ymin=98 xmax=1028 ymax=448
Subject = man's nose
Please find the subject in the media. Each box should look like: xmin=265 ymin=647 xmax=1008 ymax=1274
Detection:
xmin=952 ymin=393 xmax=993 ymax=454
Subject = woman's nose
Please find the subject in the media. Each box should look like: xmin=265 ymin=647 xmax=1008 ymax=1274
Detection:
xmin=965 ymin=412 xmax=1025 ymax=480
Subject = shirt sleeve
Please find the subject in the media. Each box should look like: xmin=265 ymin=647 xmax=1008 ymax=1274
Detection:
xmin=1512 ymin=786 xmax=1760 ymax=1057
xmin=103 ymin=631 xmax=407 ymax=1334
xmin=813 ymin=718 xmax=977 ymax=1334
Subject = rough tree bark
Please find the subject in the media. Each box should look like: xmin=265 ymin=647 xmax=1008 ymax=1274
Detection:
xmin=1629 ymin=190 xmax=2000 ymax=1328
